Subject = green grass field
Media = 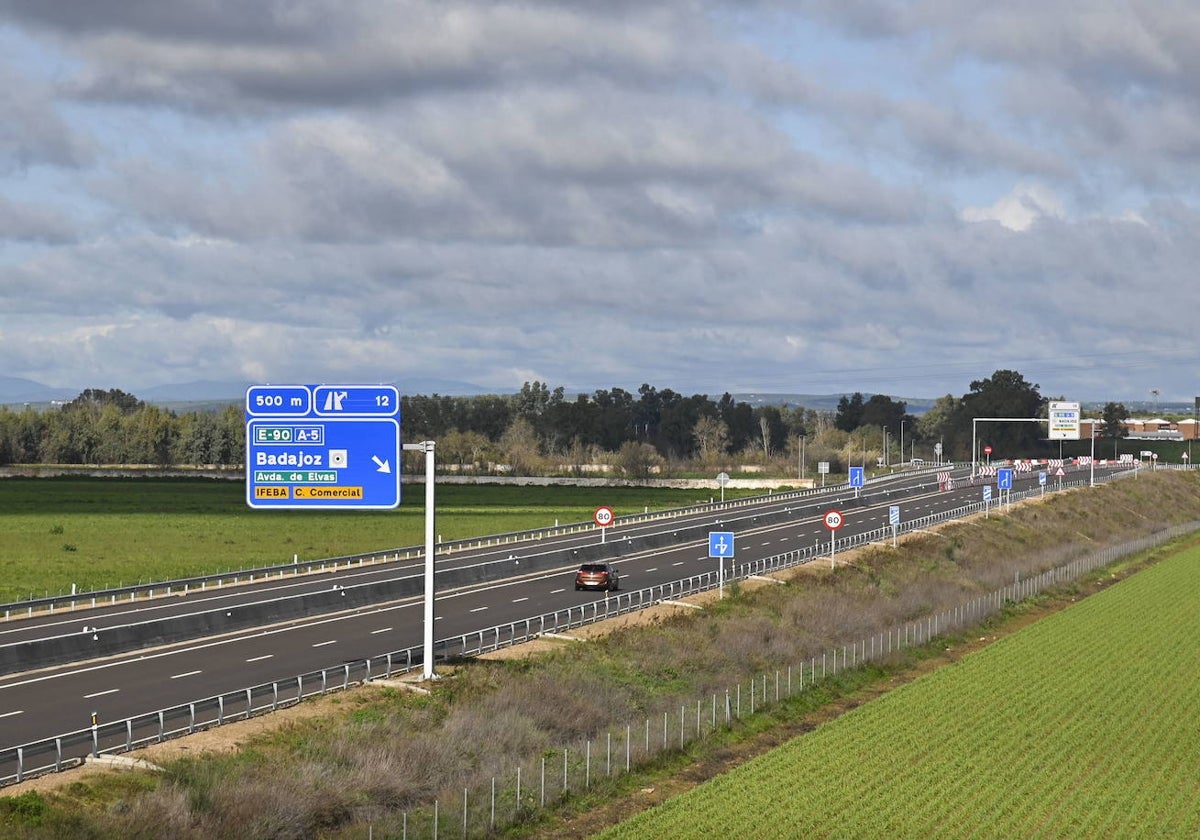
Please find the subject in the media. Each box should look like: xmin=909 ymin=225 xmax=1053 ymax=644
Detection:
xmin=0 ymin=477 xmax=755 ymax=602
xmin=598 ymin=543 xmax=1200 ymax=839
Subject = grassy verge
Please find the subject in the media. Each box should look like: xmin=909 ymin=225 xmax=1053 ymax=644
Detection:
xmin=2 ymin=472 xmax=1199 ymax=838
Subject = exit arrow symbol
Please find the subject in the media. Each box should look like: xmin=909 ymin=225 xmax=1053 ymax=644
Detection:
xmin=372 ymin=455 xmax=391 ymax=473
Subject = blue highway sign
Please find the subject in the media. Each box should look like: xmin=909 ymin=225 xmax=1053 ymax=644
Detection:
xmin=849 ymin=466 xmax=865 ymax=488
xmin=245 ymin=384 xmax=401 ymax=510
xmin=708 ymin=531 xmax=735 ymax=558
xmin=997 ymin=468 xmax=1013 ymax=490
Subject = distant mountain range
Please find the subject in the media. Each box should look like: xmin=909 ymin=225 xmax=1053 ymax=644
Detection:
xmin=1 ymin=375 xmax=1193 ymax=416
xmin=0 ymin=376 xmax=496 ymax=409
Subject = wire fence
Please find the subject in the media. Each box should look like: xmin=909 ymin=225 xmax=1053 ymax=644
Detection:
xmin=383 ymin=520 xmax=1200 ymax=839
xmin=0 ymin=468 xmax=1149 ymax=788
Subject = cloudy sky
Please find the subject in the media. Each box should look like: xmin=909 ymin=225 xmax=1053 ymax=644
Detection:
xmin=2 ymin=1 xmax=1198 ymax=404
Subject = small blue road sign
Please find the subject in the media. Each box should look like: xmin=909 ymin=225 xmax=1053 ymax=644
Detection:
xmin=708 ymin=531 xmax=735 ymax=558
xmin=888 ymin=505 xmax=900 ymax=526
xmin=997 ymin=468 xmax=1013 ymax=490
xmin=849 ymin=466 xmax=865 ymax=488
xmin=983 ymin=485 xmax=993 ymax=501
xmin=1038 ymin=471 xmax=1047 ymax=486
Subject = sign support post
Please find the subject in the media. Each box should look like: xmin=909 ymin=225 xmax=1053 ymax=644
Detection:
xmin=823 ymin=510 xmax=844 ymax=568
xmin=594 ymin=506 xmax=614 ymax=543
xmin=708 ymin=532 xmax=735 ymax=598
xmin=402 ymin=440 xmax=437 ymax=680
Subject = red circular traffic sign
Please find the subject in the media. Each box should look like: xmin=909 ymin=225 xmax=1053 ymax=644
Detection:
xmin=983 ymin=445 xmax=993 ymax=455
xmin=823 ymin=509 xmax=844 ymax=531
xmin=593 ymin=506 xmax=615 ymax=527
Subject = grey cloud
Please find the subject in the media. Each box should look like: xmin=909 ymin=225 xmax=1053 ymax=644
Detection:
xmin=0 ymin=63 xmax=92 ymax=171
xmin=0 ymin=196 xmax=77 ymax=243
xmin=10 ymin=1 xmax=728 ymax=112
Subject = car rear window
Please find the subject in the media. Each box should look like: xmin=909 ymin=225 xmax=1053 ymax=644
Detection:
xmin=579 ymin=564 xmax=608 ymax=572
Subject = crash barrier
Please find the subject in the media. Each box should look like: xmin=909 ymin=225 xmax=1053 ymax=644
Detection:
xmin=0 ymin=468 xmax=1166 ymax=787
xmin=1 ymin=474 xmax=947 ymax=673
xmin=0 ymin=481 xmax=849 ymax=620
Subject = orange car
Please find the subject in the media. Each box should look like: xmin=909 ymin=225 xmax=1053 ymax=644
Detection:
xmin=574 ymin=562 xmax=620 ymax=592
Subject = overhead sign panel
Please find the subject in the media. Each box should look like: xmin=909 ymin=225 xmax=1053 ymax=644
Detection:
xmin=245 ymin=384 xmax=401 ymax=510
xmin=1048 ymin=400 xmax=1081 ymax=440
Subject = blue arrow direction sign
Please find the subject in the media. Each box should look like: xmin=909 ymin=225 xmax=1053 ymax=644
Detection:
xmin=708 ymin=531 xmax=735 ymax=558
xmin=849 ymin=466 xmax=865 ymax=488
xmin=245 ymin=384 xmax=401 ymax=510
xmin=997 ymin=468 xmax=1013 ymax=490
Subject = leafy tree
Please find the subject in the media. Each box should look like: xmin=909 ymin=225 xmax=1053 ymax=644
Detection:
xmin=756 ymin=405 xmax=788 ymax=457
xmin=440 ymin=429 xmax=493 ymax=470
xmin=613 ymin=441 xmax=663 ymax=478
xmin=961 ymin=370 xmax=1046 ymax=459
xmin=834 ymin=392 xmax=865 ymax=431
xmin=718 ymin=393 xmax=755 ymax=453
xmin=917 ymin=394 xmax=962 ymax=460
xmin=67 ymin=388 xmax=144 ymax=413
xmin=692 ymin=415 xmax=729 ymax=462
xmin=498 ymin=416 xmax=541 ymax=476
xmin=859 ymin=394 xmax=909 ymax=433
xmin=1098 ymin=402 xmax=1131 ymax=441
xmin=127 ymin=405 xmax=176 ymax=465
xmin=592 ymin=387 xmax=636 ymax=451
xmin=658 ymin=390 xmax=705 ymax=458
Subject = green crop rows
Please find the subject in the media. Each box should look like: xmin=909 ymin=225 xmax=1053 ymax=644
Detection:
xmin=599 ymin=544 xmax=1200 ymax=839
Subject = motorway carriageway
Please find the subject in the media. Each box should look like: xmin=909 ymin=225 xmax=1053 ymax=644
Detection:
xmin=0 ymin=465 xmax=1112 ymax=749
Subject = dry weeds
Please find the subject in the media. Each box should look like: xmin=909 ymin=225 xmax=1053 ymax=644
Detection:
xmin=5 ymin=472 xmax=1199 ymax=839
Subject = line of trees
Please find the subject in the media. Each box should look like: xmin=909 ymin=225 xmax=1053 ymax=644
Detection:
xmin=0 ymin=373 xmax=1132 ymax=475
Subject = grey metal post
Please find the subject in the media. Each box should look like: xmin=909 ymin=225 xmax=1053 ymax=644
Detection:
xmin=423 ymin=441 xmax=436 ymax=679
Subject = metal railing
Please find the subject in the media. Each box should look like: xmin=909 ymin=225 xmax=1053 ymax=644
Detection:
xmin=0 ymin=482 xmax=844 ymax=619
xmin=0 ymin=466 xmax=1125 ymax=786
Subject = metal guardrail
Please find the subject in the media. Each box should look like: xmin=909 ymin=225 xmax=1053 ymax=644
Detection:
xmin=0 ymin=466 xmax=1135 ymax=786
xmin=0 ymin=481 xmax=849 ymax=619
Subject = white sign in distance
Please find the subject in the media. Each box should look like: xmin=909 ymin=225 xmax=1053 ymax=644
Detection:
xmin=1048 ymin=400 xmax=1081 ymax=440
xmin=593 ymin=506 xmax=615 ymax=528
xmin=716 ymin=472 xmax=730 ymax=487
xmin=823 ymin=509 xmax=844 ymax=531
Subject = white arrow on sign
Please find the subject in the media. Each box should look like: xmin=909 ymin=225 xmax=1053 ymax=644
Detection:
xmin=372 ymin=455 xmax=391 ymax=473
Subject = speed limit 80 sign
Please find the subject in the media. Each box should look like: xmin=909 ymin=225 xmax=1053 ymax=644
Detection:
xmin=593 ymin=506 xmax=615 ymax=527
xmin=823 ymin=509 xmax=845 ymax=531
